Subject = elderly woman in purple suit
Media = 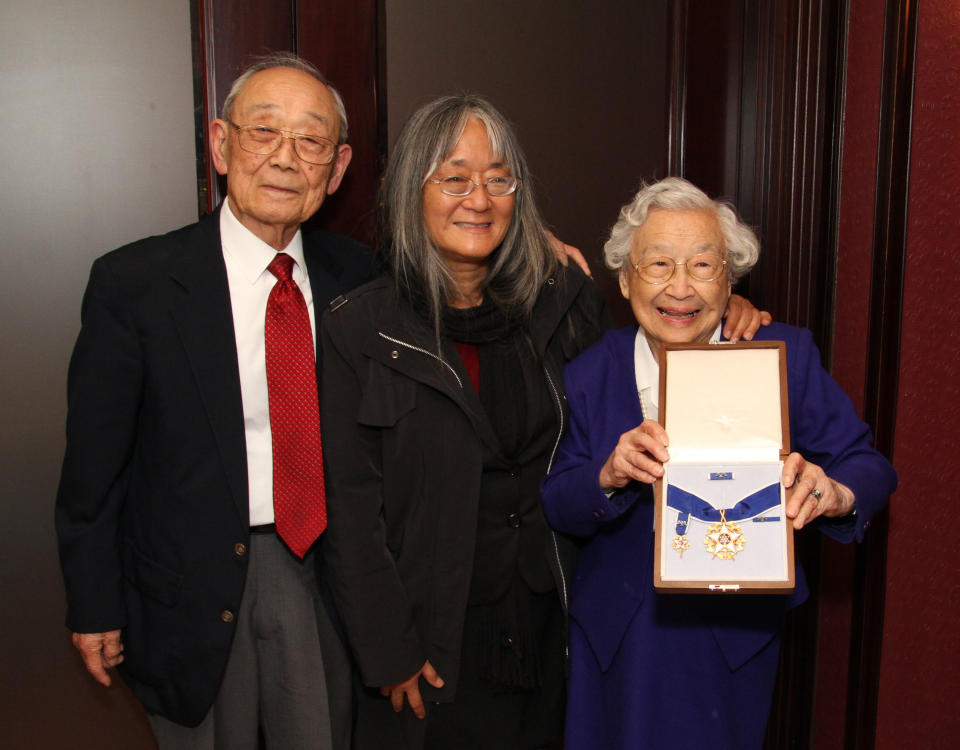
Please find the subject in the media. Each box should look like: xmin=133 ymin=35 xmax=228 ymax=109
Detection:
xmin=540 ymin=177 xmax=896 ymax=749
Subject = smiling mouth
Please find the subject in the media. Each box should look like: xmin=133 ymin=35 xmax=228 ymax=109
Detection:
xmin=454 ymin=222 xmax=492 ymax=230
xmin=658 ymin=307 xmax=700 ymax=320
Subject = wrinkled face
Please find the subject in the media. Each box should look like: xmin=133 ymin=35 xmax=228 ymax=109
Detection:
xmin=421 ymin=117 xmax=515 ymax=272
xmin=619 ymin=208 xmax=731 ymax=354
xmin=209 ymin=67 xmax=352 ymax=249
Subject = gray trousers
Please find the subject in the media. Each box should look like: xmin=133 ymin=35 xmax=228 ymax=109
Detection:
xmin=149 ymin=532 xmax=351 ymax=750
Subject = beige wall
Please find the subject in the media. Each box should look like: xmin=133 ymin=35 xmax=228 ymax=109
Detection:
xmin=0 ymin=1 xmax=195 ymax=745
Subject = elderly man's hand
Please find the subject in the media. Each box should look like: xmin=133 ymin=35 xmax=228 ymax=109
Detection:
xmin=782 ymin=453 xmax=856 ymax=530
xmin=599 ymin=420 xmax=670 ymax=490
xmin=380 ymin=660 xmax=445 ymax=719
xmin=723 ymin=294 xmax=772 ymax=342
xmin=72 ymin=630 xmax=124 ymax=687
xmin=546 ymin=231 xmax=593 ymax=277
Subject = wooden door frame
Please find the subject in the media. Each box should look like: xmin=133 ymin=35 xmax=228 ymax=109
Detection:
xmin=189 ymin=0 xmax=385 ymax=243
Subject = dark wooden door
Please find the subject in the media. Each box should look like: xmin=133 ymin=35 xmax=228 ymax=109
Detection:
xmin=668 ymin=2 xmax=854 ymax=748
xmin=668 ymin=2 xmax=911 ymax=748
xmin=190 ymin=0 xmax=384 ymax=243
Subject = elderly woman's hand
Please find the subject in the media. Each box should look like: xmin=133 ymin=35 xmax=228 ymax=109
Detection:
xmin=599 ymin=421 xmax=670 ymax=490
xmin=723 ymin=294 xmax=772 ymax=342
xmin=781 ymin=453 xmax=856 ymax=530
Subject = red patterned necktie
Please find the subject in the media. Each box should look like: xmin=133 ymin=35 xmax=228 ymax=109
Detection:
xmin=265 ymin=253 xmax=326 ymax=557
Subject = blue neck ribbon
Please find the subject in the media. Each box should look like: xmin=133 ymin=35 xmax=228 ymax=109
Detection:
xmin=667 ymin=483 xmax=781 ymax=535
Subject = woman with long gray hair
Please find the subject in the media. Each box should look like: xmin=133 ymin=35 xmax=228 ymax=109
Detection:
xmin=320 ymin=98 xmax=765 ymax=749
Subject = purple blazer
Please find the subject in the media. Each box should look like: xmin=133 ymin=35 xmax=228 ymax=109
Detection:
xmin=542 ymin=322 xmax=896 ymax=700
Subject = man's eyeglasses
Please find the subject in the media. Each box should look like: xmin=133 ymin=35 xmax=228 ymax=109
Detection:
xmin=428 ymin=175 xmax=519 ymax=197
xmin=631 ymin=253 xmax=727 ymax=284
xmin=228 ymin=120 xmax=338 ymax=165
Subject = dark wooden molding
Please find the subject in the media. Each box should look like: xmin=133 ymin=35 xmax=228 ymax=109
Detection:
xmin=667 ymin=3 xmax=851 ymax=747
xmin=861 ymin=0 xmax=912 ymax=459
xmin=190 ymin=0 xmax=213 ymax=217
xmin=189 ymin=0 xmax=384 ymax=242
xmin=666 ymin=0 xmax=689 ymax=177
xmin=820 ymin=0 xmax=851 ymax=371
xmin=846 ymin=0 xmax=915 ymax=747
xmin=742 ymin=0 xmax=846 ymax=357
xmin=667 ymin=0 xmax=845 ymax=354
xmin=295 ymin=0 xmax=384 ymax=242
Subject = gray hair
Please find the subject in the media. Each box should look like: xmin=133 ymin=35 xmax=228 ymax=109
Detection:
xmin=604 ymin=177 xmax=759 ymax=284
xmin=379 ymin=94 xmax=557 ymax=326
xmin=221 ymin=52 xmax=349 ymax=144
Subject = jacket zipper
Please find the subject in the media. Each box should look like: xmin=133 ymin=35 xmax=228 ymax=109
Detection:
xmin=377 ymin=332 xmax=464 ymax=389
xmin=379 ymin=329 xmax=569 ymax=645
xmin=543 ymin=365 xmax=569 ymax=615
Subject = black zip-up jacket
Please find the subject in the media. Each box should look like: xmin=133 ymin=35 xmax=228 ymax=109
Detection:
xmin=320 ymin=264 xmax=610 ymax=701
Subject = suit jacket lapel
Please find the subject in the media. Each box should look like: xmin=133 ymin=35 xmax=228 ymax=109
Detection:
xmin=167 ymin=212 xmax=249 ymax=523
xmin=302 ymin=234 xmax=346 ymax=384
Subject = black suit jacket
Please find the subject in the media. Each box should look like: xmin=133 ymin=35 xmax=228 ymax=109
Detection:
xmin=55 ymin=208 xmax=373 ymax=726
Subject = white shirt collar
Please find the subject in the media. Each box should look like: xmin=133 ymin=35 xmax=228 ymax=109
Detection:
xmin=633 ymin=323 xmax=722 ymax=422
xmin=219 ymin=197 xmax=306 ymax=284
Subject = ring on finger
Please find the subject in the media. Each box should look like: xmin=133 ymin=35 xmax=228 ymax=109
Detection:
xmin=810 ymin=488 xmax=823 ymax=500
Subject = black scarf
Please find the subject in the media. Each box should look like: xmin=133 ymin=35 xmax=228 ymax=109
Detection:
xmin=443 ymin=300 xmax=529 ymax=458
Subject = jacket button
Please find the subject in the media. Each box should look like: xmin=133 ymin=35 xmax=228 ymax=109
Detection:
xmin=234 ymin=542 xmax=247 ymax=557
xmin=507 ymin=513 xmax=521 ymax=528
xmin=391 ymin=350 xmax=399 ymax=359
xmin=221 ymin=609 xmax=235 ymax=623
xmin=546 ymin=277 xmax=556 ymax=285
xmin=510 ymin=465 xmax=520 ymax=478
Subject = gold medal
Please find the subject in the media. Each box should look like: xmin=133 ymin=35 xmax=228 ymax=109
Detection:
xmin=704 ymin=509 xmax=745 ymax=560
xmin=672 ymin=534 xmax=690 ymax=557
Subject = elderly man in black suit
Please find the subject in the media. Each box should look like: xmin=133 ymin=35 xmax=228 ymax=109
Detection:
xmin=55 ymin=53 xmax=371 ymax=749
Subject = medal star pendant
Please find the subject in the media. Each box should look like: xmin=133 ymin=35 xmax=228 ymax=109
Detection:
xmin=672 ymin=534 xmax=690 ymax=557
xmin=704 ymin=509 xmax=745 ymax=560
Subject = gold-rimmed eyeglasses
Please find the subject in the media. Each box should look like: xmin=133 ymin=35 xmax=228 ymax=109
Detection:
xmin=228 ymin=120 xmax=338 ymax=165
xmin=631 ymin=253 xmax=727 ymax=284
xmin=428 ymin=175 xmax=519 ymax=197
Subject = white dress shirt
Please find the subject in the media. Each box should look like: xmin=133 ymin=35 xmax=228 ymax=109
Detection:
xmin=632 ymin=323 xmax=723 ymax=423
xmin=219 ymin=199 xmax=317 ymax=526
